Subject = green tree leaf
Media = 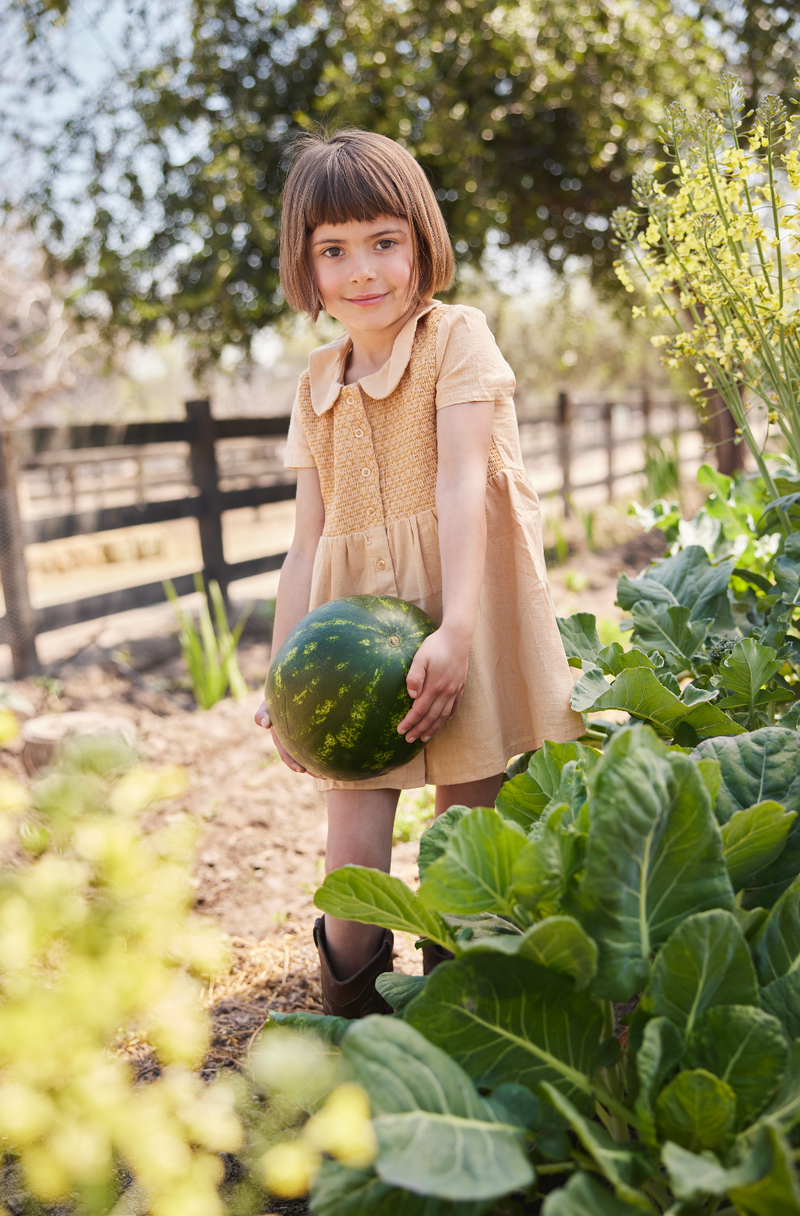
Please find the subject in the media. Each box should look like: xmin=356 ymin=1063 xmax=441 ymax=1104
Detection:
xmin=541 ymin=1173 xmax=654 ymax=1216
xmin=629 ymin=602 xmax=711 ymax=669
xmin=721 ymin=802 xmax=797 ymax=891
xmin=315 ymin=867 xmax=452 ymax=947
xmin=557 ymin=613 xmax=602 ymax=668
xmin=645 ymin=910 xmax=759 ymax=1036
xmin=311 ymin=1159 xmax=493 ymax=1216
xmin=577 ymin=732 xmax=734 ymax=999
xmin=684 ymin=1005 xmax=789 ymax=1127
xmin=341 ymin=1018 xmax=534 ymax=1202
xmin=655 ymin=1069 xmax=736 ymax=1151
xmin=417 ymin=808 xmax=525 ymax=919
xmin=461 ymin=916 xmax=598 ymax=990
xmin=405 ymin=953 xmax=604 ymax=1112
xmin=616 ymin=545 xmax=735 ymax=629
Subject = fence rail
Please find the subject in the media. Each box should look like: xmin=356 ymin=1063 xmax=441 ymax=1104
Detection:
xmin=0 ymin=392 xmax=702 ymax=677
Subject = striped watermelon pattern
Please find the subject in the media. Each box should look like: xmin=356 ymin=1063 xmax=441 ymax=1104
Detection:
xmin=266 ymin=595 xmax=436 ymax=781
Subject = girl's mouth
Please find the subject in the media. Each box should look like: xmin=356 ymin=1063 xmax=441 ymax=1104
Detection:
xmin=347 ymin=293 xmax=387 ymax=306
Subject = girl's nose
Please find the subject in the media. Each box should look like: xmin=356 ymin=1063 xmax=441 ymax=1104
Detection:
xmin=350 ymin=260 xmax=376 ymax=283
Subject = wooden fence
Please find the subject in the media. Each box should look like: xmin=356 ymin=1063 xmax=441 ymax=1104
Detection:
xmin=0 ymin=392 xmax=702 ymax=677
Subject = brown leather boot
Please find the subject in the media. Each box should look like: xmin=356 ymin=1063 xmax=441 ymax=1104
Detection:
xmin=421 ymin=942 xmax=454 ymax=975
xmin=314 ymin=917 xmax=394 ymax=1018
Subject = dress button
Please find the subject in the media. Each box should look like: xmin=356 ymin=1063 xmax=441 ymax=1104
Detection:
xmin=376 ymin=558 xmax=387 ymax=571
xmin=367 ymin=506 xmax=376 ymax=516
xmin=354 ymin=428 xmax=364 ymax=438
xmin=361 ymin=467 xmax=371 ymax=478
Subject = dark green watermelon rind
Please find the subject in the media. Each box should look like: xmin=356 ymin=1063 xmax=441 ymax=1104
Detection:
xmin=266 ymin=596 xmax=436 ymax=781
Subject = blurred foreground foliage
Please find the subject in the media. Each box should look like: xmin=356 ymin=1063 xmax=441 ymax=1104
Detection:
xmin=0 ymin=732 xmax=243 ymax=1215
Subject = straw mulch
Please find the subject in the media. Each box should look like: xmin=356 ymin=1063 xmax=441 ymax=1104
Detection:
xmin=122 ymin=932 xmax=322 ymax=1083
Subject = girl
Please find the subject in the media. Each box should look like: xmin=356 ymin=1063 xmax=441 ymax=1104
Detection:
xmin=255 ymin=130 xmax=583 ymax=1017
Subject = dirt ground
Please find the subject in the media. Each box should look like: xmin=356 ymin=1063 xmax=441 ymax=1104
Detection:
xmin=0 ymin=525 xmax=664 ymax=1212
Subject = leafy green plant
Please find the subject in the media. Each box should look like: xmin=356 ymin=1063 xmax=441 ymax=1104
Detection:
xmin=165 ymin=575 xmax=251 ymax=709
xmin=642 ymin=431 xmax=680 ymax=503
xmin=273 ymin=722 xmax=800 ymax=1214
xmin=0 ymin=732 xmax=241 ymax=1216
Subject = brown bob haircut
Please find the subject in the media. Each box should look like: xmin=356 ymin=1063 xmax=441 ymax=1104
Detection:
xmin=279 ymin=130 xmax=454 ymax=320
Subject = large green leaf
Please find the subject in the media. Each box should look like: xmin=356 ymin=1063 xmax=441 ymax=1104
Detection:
xmin=684 ymin=1005 xmax=789 ymax=1127
xmin=460 ymin=916 xmax=598 ymax=990
xmin=715 ymin=638 xmax=786 ymax=725
xmin=629 ymin=602 xmax=710 ymax=669
xmin=576 ymin=731 xmax=734 ymax=1000
xmin=495 ymin=741 xmax=599 ymax=831
xmin=315 ymin=867 xmax=452 ymax=947
xmin=512 ymin=809 xmax=586 ymax=915
xmin=266 ymin=1010 xmax=350 ymax=1044
xmin=404 ymin=952 xmax=604 ymax=1112
xmin=310 ymin=1159 xmax=493 ymax=1216
xmin=692 ymin=728 xmax=800 ymax=907
xmin=727 ymin=1123 xmax=800 ymax=1216
xmin=541 ymin=1174 xmax=650 ymax=1216
xmin=571 ymin=667 xmax=612 ymax=712
xmin=417 ymin=806 xmax=469 ymax=880
xmin=691 ymin=727 xmax=800 ymax=824
xmin=645 ymin=910 xmax=759 ymax=1037
xmin=417 ymin=808 xmax=525 ymax=918
xmin=341 ymin=1019 xmax=533 ymax=1203
xmin=634 ymin=1016 xmax=684 ymax=1146
xmin=540 ymin=1083 xmax=655 ymax=1204
xmin=557 ymin=612 xmax=602 ymax=668
xmin=761 ymin=972 xmax=800 ymax=1039
xmin=761 ymin=1041 xmax=800 ymax=1131
xmin=661 ymin=1124 xmax=792 ymax=1204
xmin=617 ymin=545 xmax=735 ymax=627
xmin=578 ymin=666 xmax=745 ymax=743
xmin=655 ymin=1068 xmax=736 ymax=1152
xmin=721 ymin=802 xmax=797 ymax=891
xmin=596 ymin=643 xmax=659 ymax=675
xmin=376 ymin=974 xmax=427 ymax=1013
xmin=754 ymin=873 xmax=800 ymax=985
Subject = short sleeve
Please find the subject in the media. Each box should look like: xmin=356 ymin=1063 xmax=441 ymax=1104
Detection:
xmin=434 ymin=305 xmax=516 ymax=410
xmin=283 ymin=385 xmax=317 ymax=469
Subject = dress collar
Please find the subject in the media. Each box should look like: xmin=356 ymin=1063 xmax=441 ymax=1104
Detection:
xmin=308 ymin=299 xmax=439 ymax=416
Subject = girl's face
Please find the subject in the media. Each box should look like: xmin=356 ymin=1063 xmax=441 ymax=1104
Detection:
xmin=307 ymin=215 xmax=415 ymax=335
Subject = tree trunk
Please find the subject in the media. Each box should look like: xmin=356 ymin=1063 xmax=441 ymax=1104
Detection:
xmin=705 ymin=389 xmax=746 ymax=477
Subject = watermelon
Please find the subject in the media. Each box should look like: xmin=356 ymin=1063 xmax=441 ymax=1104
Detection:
xmin=266 ymin=595 xmax=436 ymax=781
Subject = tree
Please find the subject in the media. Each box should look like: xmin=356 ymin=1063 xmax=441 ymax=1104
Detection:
xmin=26 ymin=0 xmax=721 ymax=359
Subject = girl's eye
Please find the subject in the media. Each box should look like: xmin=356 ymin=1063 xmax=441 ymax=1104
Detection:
xmin=376 ymin=239 xmax=396 ymax=250
xmin=321 ymin=246 xmax=343 ymax=258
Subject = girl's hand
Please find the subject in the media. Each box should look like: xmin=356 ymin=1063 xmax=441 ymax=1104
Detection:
xmin=254 ymin=699 xmax=313 ymax=775
xmin=397 ymin=628 xmax=470 ymax=744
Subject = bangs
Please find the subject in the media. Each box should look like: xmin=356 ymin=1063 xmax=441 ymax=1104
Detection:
xmin=300 ymin=144 xmax=408 ymax=232
xmin=279 ymin=130 xmax=453 ymax=319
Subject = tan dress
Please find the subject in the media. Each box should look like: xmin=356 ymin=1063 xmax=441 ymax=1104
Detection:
xmin=283 ymin=299 xmax=584 ymax=790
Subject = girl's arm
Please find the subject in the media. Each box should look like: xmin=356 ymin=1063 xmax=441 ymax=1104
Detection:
xmin=255 ymin=465 xmax=325 ymax=772
xmin=398 ymin=400 xmax=494 ymax=744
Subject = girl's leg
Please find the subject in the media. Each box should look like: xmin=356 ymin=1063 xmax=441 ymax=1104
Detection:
xmin=324 ymin=786 xmax=400 ymax=978
xmin=434 ymin=772 xmax=503 ymax=819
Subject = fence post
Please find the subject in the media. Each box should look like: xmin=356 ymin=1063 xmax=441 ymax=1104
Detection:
xmin=604 ymin=401 xmax=614 ymax=503
xmin=557 ymin=391 xmax=572 ymax=516
xmin=186 ymin=399 xmax=228 ymax=602
xmin=641 ymin=387 xmax=652 ymax=436
xmin=0 ymin=431 xmax=40 ymax=678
